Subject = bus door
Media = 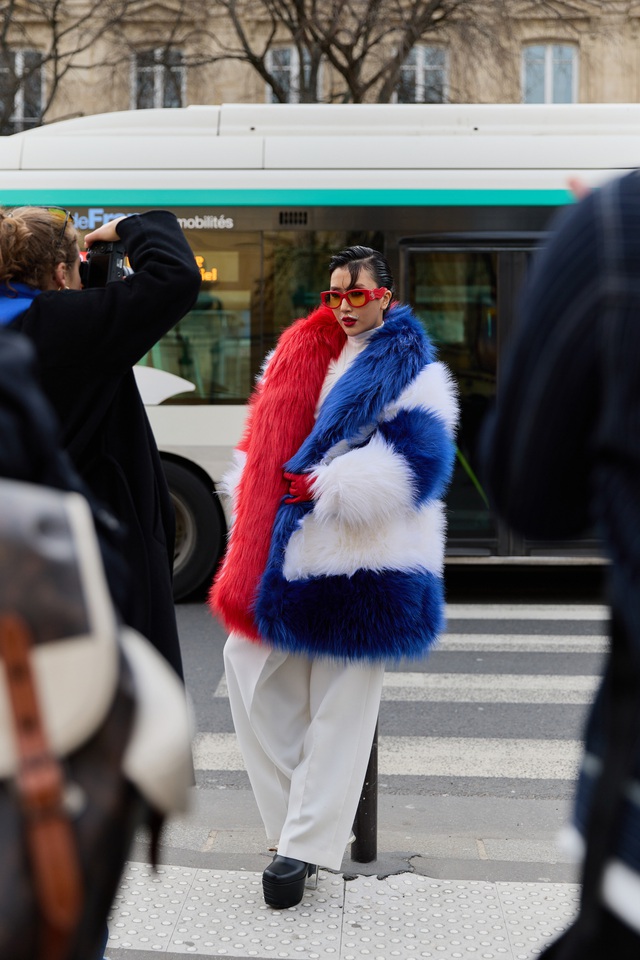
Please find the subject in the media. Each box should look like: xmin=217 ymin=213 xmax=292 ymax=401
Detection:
xmin=400 ymin=241 xmax=532 ymax=559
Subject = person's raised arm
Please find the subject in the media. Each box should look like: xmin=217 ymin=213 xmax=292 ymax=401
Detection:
xmin=29 ymin=210 xmax=201 ymax=374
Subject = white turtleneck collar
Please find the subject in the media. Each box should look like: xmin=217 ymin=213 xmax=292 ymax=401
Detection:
xmin=315 ymin=321 xmax=384 ymax=416
xmin=344 ymin=322 xmax=382 ymax=353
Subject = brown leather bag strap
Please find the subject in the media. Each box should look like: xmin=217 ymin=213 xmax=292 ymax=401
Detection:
xmin=0 ymin=612 xmax=83 ymax=960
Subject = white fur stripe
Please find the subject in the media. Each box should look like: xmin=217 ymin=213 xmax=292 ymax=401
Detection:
xmin=311 ymin=433 xmax=416 ymax=527
xmin=218 ymin=449 xmax=247 ymax=520
xmin=219 ymin=449 xmax=246 ymax=498
xmin=282 ymin=499 xmax=446 ymax=580
xmin=384 ymin=361 xmax=459 ymax=436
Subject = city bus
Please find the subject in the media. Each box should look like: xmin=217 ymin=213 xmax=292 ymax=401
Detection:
xmin=1 ymin=102 xmax=636 ymax=596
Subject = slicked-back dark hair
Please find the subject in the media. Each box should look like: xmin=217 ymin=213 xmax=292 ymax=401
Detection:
xmin=328 ymin=245 xmax=395 ymax=312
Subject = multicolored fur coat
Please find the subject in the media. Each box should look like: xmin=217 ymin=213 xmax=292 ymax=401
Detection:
xmin=210 ymin=302 xmax=458 ymax=662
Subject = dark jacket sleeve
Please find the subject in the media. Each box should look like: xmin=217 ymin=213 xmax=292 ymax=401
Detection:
xmin=0 ymin=330 xmax=131 ymax=613
xmin=480 ymin=193 xmax=602 ymax=540
xmin=0 ymin=331 xmax=87 ymax=491
xmin=13 ymin=210 xmax=202 ymax=376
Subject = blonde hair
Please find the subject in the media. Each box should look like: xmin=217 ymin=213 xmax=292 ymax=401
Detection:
xmin=0 ymin=206 xmax=78 ymax=291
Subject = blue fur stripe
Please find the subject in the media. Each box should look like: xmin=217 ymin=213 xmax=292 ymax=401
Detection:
xmin=261 ymin=497 xmax=312 ymax=577
xmin=286 ymin=305 xmax=434 ymax=473
xmin=256 ymin=565 xmax=445 ymax=662
xmin=379 ymin=407 xmax=456 ymax=505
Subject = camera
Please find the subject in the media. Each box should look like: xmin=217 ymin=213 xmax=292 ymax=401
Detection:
xmin=79 ymin=241 xmax=128 ymax=288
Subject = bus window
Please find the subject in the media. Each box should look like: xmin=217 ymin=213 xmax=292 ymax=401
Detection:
xmin=406 ymin=248 xmax=498 ymax=549
xmin=141 ymin=228 xmax=262 ymax=403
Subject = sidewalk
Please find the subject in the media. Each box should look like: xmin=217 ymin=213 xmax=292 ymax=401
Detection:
xmin=105 ymin=791 xmax=580 ymax=959
xmin=106 ymin=862 xmax=578 ymax=959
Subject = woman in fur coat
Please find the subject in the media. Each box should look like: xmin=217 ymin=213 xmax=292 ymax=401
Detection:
xmin=210 ymin=245 xmax=458 ymax=908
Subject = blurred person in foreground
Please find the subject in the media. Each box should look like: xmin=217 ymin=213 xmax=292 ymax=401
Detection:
xmin=0 ymin=206 xmax=201 ymax=679
xmin=0 ymin=328 xmax=128 ymax=960
xmin=482 ymin=171 xmax=640 ymax=957
xmin=0 ymin=327 xmax=129 ymax=612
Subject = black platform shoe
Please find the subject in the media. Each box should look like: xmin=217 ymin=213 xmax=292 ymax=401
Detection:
xmin=262 ymin=855 xmax=317 ymax=908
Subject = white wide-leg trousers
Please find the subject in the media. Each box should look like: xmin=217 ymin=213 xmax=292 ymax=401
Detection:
xmin=224 ymin=632 xmax=385 ymax=870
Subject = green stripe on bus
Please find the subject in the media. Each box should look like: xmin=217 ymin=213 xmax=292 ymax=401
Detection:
xmin=0 ymin=188 xmax=573 ymax=207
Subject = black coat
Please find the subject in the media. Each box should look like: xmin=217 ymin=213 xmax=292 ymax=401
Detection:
xmin=10 ymin=211 xmax=202 ymax=678
xmin=481 ymin=172 xmax=640 ymax=883
xmin=0 ymin=329 xmax=130 ymax=613
xmin=0 ymin=330 xmax=81 ymax=490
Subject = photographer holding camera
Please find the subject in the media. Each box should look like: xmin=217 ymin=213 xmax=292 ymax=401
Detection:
xmin=0 ymin=206 xmax=202 ymax=679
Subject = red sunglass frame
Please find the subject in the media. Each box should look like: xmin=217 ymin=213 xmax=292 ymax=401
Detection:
xmin=320 ymin=287 xmax=388 ymax=309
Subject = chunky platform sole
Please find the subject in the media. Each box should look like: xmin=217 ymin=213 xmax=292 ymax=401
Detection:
xmin=262 ymin=858 xmax=318 ymax=909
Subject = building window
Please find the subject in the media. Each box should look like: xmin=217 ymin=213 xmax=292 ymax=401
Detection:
xmin=265 ymin=46 xmax=319 ymax=103
xmin=396 ymin=46 xmax=447 ymax=103
xmin=522 ymin=44 xmax=578 ymax=103
xmin=0 ymin=49 xmax=43 ymax=134
xmin=134 ymin=48 xmax=184 ymax=109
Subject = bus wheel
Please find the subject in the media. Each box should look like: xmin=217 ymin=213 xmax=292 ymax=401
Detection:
xmin=162 ymin=459 xmax=225 ymax=601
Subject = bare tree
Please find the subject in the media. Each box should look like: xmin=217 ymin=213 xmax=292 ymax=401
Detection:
xmin=197 ymin=0 xmax=517 ymax=103
xmin=0 ymin=0 xmax=592 ymax=132
xmin=0 ymin=0 xmax=172 ymax=134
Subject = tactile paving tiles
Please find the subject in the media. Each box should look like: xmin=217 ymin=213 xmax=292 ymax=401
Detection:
xmin=107 ymin=862 xmax=345 ymax=956
xmin=107 ymin=863 xmax=579 ymax=958
xmin=496 ymin=883 xmax=579 ymax=960
xmin=342 ymin=875 xmax=579 ymax=959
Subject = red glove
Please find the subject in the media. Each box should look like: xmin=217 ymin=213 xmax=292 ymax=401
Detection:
xmin=283 ymin=471 xmax=315 ymax=503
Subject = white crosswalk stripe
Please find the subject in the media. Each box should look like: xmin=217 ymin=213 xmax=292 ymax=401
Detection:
xmin=446 ymin=603 xmax=608 ymax=619
xmin=192 ymin=732 xmax=581 ymax=780
xmin=440 ymin=634 xmax=606 ymax=652
xmin=214 ymin=671 xmax=599 ymax=703
xmin=381 ymin=672 xmax=598 ymax=703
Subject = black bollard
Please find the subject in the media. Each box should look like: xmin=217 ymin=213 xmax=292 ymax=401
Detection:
xmin=351 ymin=722 xmax=378 ymax=863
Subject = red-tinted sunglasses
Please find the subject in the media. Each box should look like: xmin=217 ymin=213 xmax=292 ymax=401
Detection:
xmin=320 ymin=287 xmax=387 ymax=309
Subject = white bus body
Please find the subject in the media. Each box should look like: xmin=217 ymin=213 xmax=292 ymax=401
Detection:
xmin=2 ymin=103 xmax=638 ymax=593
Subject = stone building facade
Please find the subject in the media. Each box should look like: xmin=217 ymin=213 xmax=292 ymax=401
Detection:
xmin=2 ymin=1 xmax=640 ymax=133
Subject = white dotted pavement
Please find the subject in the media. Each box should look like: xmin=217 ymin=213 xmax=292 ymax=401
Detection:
xmin=107 ymin=862 xmax=578 ymax=958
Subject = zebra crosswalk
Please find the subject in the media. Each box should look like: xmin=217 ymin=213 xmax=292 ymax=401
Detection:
xmin=193 ymin=600 xmax=608 ymax=797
